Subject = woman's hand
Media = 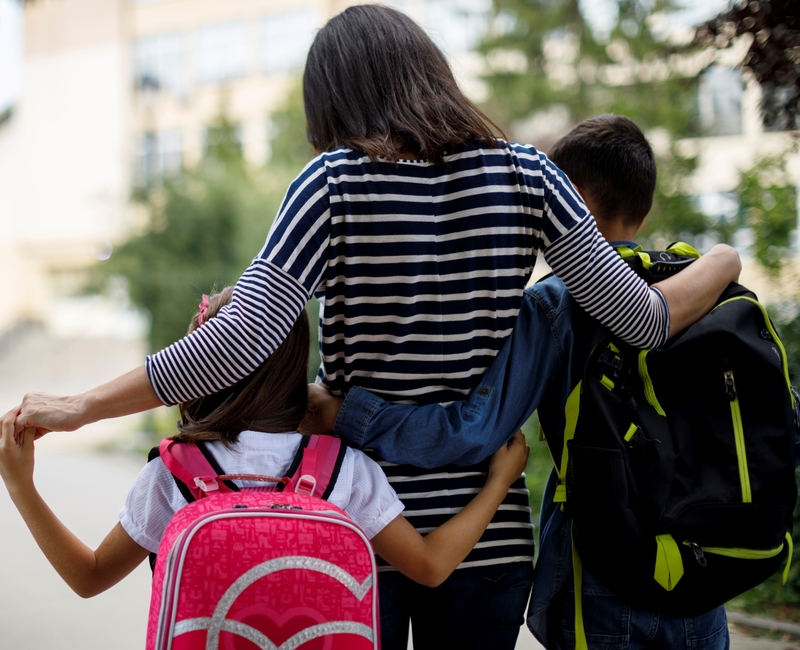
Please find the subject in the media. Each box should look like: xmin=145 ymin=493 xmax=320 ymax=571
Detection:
xmin=0 ymin=406 xmax=35 ymax=493
xmin=487 ymin=430 xmax=529 ymax=488
xmin=15 ymin=393 xmax=86 ymax=442
xmin=15 ymin=366 xmax=163 ymax=442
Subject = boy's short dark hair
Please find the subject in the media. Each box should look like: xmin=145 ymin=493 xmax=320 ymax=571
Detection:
xmin=548 ymin=114 xmax=656 ymax=227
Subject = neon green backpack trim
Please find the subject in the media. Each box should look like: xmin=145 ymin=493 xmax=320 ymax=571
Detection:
xmin=616 ymin=244 xmax=653 ymax=269
xmin=782 ymin=533 xmax=794 ymax=585
xmin=723 ymin=369 xmax=752 ymax=502
xmin=654 ymin=534 xmax=684 ymax=591
xmin=554 ymin=381 xmax=583 ymax=503
xmin=681 ymin=533 xmax=793 ymax=585
xmin=638 ymin=351 xmax=666 ymax=416
xmin=713 ymin=296 xmax=795 ymax=411
xmin=665 ymin=242 xmax=701 ymax=259
xmin=623 ymin=423 xmax=640 ymax=442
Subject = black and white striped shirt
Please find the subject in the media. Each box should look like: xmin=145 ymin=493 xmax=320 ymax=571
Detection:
xmin=147 ymin=141 xmax=669 ymax=570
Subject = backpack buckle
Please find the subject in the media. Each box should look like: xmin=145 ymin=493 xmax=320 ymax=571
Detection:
xmin=295 ymin=474 xmax=317 ymax=497
xmin=194 ymin=476 xmax=220 ymax=493
xmin=597 ymin=348 xmax=623 ymax=378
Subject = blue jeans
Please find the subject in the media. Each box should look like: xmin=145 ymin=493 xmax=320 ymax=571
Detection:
xmin=378 ymin=562 xmax=534 ymax=650
xmin=550 ymin=565 xmax=730 ymax=650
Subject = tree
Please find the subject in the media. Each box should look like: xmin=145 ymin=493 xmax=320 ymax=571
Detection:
xmin=100 ymin=113 xmax=281 ymax=352
xmin=481 ymin=1 xmax=800 ymax=611
xmin=99 ymin=87 xmax=316 ymax=370
xmin=478 ymin=0 xmax=707 ymax=243
xmin=736 ymin=151 xmax=798 ymax=272
xmin=695 ymin=0 xmax=800 ymax=131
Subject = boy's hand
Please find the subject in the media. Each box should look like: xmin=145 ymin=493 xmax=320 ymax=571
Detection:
xmin=0 ymin=406 xmax=36 ymax=492
xmin=299 ymin=384 xmax=344 ymax=435
xmin=487 ymin=430 xmax=529 ymax=488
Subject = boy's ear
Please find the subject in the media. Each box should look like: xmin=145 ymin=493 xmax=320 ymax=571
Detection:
xmin=635 ymin=218 xmax=646 ymax=233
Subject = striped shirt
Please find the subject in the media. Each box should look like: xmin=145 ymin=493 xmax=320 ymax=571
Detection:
xmin=146 ymin=141 xmax=669 ymax=570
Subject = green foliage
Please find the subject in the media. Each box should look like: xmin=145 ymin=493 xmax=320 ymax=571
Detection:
xmin=521 ymin=412 xmax=553 ymax=527
xmin=100 ymin=94 xmax=315 ymax=353
xmin=480 ymin=0 xmax=800 ymax=277
xmin=269 ymin=83 xmax=314 ymax=174
xmin=101 ymin=113 xmax=278 ymax=352
xmin=480 ymin=0 xmax=698 ymax=135
xmin=640 ymin=146 xmax=706 ymax=242
xmin=479 ymin=0 xmax=706 ymax=242
xmin=695 ymin=0 xmax=800 ymax=131
xmin=737 ymin=152 xmax=798 ymax=273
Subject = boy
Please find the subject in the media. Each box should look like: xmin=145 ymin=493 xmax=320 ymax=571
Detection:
xmin=309 ymin=115 xmax=731 ymax=649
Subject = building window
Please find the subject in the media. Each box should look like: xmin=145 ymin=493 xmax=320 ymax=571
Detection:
xmin=697 ymin=66 xmax=743 ymax=137
xmin=136 ymin=130 xmax=182 ymax=185
xmin=134 ymin=33 xmax=182 ymax=92
xmin=262 ymin=9 xmax=318 ymax=74
xmin=762 ymin=84 xmax=800 ymax=132
xmin=197 ymin=23 xmax=247 ymax=83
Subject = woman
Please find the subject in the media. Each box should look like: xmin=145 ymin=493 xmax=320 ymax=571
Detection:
xmin=14 ymin=5 xmax=740 ymax=650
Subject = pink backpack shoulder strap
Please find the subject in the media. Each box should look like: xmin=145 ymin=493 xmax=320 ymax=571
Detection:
xmin=158 ymin=438 xmax=237 ymax=502
xmin=283 ymin=435 xmax=347 ymax=499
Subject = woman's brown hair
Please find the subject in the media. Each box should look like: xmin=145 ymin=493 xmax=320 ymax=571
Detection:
xmin=174 ymin=287 xmax=310 ymax=445
xmin=303 ymin=4 xmax=504 ymax=164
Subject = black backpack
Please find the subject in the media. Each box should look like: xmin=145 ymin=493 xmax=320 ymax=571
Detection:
xmin=545 ymin=243 xmax=799 ymax=618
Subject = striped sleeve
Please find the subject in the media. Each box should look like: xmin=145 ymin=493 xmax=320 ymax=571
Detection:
xmin=514 ymin=150 xmax=669 ymax=349
xmin=544 ymin=217 xmax=670 ymax=349
xmin=146 ymin=157 xmax=332 ymax=406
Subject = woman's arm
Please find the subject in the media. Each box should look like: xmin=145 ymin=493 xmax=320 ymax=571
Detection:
xmin=16 ymin=159 xmax=335 ymax=436
xmin=536 ymin=157 xmax=740 ymax=347
xmin=16 ymin=366 xmax=161 ymax=440
xmin=370 ymin=431 xmax=529 ymax=587
xmin=0 ymin=409 xmax=149 ymax=597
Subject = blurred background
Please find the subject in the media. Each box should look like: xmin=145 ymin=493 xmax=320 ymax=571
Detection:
xmin=0 ymin=0 xmax=799 ymax=647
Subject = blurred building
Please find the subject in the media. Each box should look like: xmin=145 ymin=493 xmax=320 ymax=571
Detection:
xmin=0 ymin=0 xmax=796 ymax=341
xmin=0 ymin=0 xmax=487 ymax=339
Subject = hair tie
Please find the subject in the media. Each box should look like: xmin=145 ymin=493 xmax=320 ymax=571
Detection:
xmin=198 ymin=294 xmax=210 ymax=326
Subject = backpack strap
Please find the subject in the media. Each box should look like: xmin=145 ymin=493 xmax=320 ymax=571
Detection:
xmin=283 ymin=435 xmax=347 ymax=499
xmin=158 ymin=438 xmax=239 ymax=502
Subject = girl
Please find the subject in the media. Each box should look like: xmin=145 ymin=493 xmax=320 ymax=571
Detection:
xmin=15 ymin=5 xmax=741 ymax=648
xmin=0 ymin=287 xmax=529 ymax=600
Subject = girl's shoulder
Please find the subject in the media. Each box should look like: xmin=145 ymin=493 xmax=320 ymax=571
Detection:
xmin=334 ymin=447 xmax=404 ymax=539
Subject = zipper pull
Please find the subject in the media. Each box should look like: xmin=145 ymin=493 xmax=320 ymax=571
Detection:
xmin=723 ymin=371 xmax=737 ymax=401
xmin=687 ymin=541 xmax=708 ymax=568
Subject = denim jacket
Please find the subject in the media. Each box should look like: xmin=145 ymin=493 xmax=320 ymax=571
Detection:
xmin=333 ymin=275 xmax=577 ymax=467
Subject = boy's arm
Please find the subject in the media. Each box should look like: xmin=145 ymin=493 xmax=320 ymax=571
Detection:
xmin=370 ymin=431 xmax=529 ymax=587
xmin=0 ymin=409 xmax=149 ymax=598
xmin=306 ymin=292 xmax=564 ymax=468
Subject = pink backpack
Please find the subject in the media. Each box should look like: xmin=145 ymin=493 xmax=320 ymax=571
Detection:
xmin=145 ymin=435 xmax=380 ymax=650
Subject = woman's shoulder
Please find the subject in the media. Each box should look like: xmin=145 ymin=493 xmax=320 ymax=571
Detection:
xmin=447 ymin=139 xmax=547 ymax=167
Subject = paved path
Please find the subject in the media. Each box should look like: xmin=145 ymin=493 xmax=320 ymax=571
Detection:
xmin=0 ymin=448 xmax=152 ymax=649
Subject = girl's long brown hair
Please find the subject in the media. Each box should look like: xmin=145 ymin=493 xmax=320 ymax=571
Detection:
xmin=303 ymin=4 xmax=504 ymax=164
xmin=174 ymin=287 xmax=310 ymax=446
